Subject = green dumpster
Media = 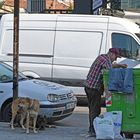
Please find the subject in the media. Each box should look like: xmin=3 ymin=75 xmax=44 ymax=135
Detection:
xmin=103 ymin=68 xmax=140 ymax=138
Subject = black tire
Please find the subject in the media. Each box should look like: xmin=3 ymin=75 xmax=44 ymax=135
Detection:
xmin=2 ymin=102 xmax=12 ymax=122
xmin=124 ymin=133 xmax=134 ymax=139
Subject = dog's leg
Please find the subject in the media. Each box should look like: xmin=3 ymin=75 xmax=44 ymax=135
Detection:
xmin=20 ymin=113 xmax=26 ymax=130
xmin=33 ymin=114 xmax=38 ymax=133
xmin=10 ymin=110 xmax=17 ymax=129
xmin=10 ymin=116 xmax=15 ymax=129
xmin=26 ymin=112 xmax=30 ymax=134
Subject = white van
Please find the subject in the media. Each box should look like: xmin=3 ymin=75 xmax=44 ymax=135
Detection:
xmin=0 ymin=14 xmax=140 ymax=88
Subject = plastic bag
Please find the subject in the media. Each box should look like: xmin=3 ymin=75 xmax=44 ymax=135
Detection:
xmin=93 ymin=115 xmax=115 ymax=139
xmin=104 ymin=111 xmax=123 ymax=139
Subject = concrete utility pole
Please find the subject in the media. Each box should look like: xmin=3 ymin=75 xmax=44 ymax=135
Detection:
xmin=13 ymin=0 xmax=19 ymax=100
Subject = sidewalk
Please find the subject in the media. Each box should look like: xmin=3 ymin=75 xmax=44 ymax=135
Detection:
xmin=0 ymin=122 xmax=93 ymax=140
xmin=1 ymin=121 xmax=140 ymax=140
xmin=0 ymin=118 xmax=140 ymax=140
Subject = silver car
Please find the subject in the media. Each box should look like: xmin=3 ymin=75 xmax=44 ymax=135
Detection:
xmin=0 ymin=62 xmax=77 ymax=123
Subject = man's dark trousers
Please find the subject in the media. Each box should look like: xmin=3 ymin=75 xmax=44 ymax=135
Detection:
xmin=85 ymin=87 xmax=102 ymax=133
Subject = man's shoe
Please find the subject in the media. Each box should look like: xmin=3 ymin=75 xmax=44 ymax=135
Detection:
xmin=86 ymin=132 xmax=96 ymax=137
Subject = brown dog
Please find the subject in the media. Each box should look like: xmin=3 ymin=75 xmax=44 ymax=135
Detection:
xmin=10 ymin=97 xmax=40 ymax=134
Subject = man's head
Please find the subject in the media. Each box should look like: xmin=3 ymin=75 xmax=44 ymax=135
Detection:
xmin=108 ymin=48 xmax=121 ymax=62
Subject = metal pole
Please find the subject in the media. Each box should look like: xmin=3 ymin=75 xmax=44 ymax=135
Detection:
xmin=13 ymin=0 xmax=19 ymax=100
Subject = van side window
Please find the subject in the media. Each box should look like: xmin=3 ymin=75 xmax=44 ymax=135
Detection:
xmin=54 ymin=31 xmax=103 ymax=65
xmin=2 ymin=29 xmax=55 ymax=56
xmin=112 ymin=33 xmax=140 ymax=59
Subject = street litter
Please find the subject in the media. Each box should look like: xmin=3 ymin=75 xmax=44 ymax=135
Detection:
xmin=93 ymin=111 xmax=123 ymax=139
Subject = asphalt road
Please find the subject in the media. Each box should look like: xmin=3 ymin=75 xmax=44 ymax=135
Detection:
xmin=0 ymin=106 xmax=90 ymax=140
xmin=0 ymin=107 xmax=140 ymax=140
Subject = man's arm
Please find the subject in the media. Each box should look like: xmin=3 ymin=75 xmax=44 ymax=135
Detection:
xmin=112 ymin=63 xmax=127 ymax=68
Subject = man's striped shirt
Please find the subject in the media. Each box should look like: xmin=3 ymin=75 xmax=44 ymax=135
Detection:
xmin=85 ymin=54 xmax=112 ymax=89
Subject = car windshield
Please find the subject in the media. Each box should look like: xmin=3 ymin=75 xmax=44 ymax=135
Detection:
xmin=135 ymin=33 xmax=140 ymax=40
xmin=0 ymin=62 xmax=27 ymax=83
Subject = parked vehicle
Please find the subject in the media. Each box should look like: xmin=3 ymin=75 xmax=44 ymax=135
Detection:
xmin=0 ymin=62 xmax=77 ymax=122
xmin=0 ymin=14 xmax=140 ymax=104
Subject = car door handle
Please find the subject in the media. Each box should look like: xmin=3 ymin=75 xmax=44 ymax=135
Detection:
xmin=0 ymin=91 xmax=4 ymax=93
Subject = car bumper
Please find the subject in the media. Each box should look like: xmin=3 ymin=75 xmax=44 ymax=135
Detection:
xmin=39 ymin=99 xmax=77 ymax=122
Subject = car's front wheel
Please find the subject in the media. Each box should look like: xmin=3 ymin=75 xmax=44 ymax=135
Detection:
xmin=2 ymin=102 xmax=12 ymax=122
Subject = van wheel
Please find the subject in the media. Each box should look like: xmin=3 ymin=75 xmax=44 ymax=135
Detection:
xmin=2 ymin=102 xmax=12 ymax=122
